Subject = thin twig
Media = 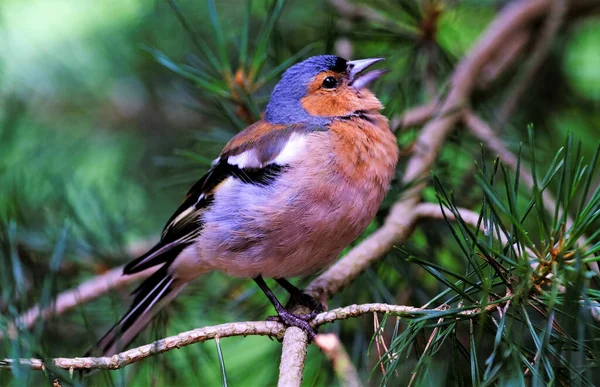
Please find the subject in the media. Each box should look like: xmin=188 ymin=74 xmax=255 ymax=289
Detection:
xmin=415 ymin=202 xmax=538 ymax=260
xmin=1 ymin=266 xmax=158 ymax=340
xmin=373 ymin=313 xmax=387 ymax=377
xmin=0 ymin=240 xmax=156 ymax=339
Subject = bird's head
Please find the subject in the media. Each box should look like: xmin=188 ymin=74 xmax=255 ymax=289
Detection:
xmin=265 ymin=55 xmax=386 ymax=125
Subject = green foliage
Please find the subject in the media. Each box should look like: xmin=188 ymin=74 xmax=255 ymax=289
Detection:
xmin=0 ymin=0 xmax=599 ymax=385
xmin=148 ymin=0 xmax=316 ymax=129
xmin=564 ymin=19 xmax=600 ymax=102
xmin=383 ymin=134 xmax=600 ymax=385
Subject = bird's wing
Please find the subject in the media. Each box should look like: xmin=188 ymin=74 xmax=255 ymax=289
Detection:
xmin=123 ymin=121 xmax=322 ymax=274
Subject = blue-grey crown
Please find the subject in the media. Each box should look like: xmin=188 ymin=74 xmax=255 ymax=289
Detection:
xmin=264 ymin=55 xmax=347 ymax=126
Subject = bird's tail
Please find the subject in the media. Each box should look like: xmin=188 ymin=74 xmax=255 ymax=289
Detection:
xmin=87 ymin=264 xmax=186 ymax=358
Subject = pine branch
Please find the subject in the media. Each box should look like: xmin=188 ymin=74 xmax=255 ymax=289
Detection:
xmin=463 ymin=110 xmax=600 ymax=275
xmin=1 ymin=302 xmax=492 ymax=372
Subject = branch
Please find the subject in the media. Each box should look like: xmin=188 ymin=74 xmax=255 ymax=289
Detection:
xmin=1 ymin=302 xmax=488 ymax=372
xmin=464 ymin=110 xmax=556 ymax=209
xmin=278 ymin=327 xmax=308 ymax=387
xmin=418 ymin=202 xmax=515 ymax=244
xmin=1 ymin=321 xmax=284 ymax=371
xmin=478 ymin=29 xmax=530 ymax=88
xmin=0 ymin=238 xmax=158 ymax=339
xmin=416 ymin=202 xmax=538 ymax=262
xmin=310 ymin=303 xmax=461 ymax=325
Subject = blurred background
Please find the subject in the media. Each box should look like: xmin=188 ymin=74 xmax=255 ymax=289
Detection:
xmin=1 ymin=0 xmax=599 ymax=385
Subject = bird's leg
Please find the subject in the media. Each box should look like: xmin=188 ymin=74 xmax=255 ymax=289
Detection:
xmin=253 ymin=276 xmax=317 ymax=341
xmin=275 ymin=278 xmax=322 ymax=321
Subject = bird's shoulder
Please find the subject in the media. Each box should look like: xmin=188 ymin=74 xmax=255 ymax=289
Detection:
xmin=220 ymin=120 xmax=325 ymax=167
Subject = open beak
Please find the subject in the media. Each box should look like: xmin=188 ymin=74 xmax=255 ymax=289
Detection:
xmin=347 ymin=58 xmax=386 ymax=89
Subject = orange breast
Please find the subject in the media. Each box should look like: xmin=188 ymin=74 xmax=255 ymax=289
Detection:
xmin=327 ymin=113 xmax=398 ymax=188
xmin=267 ymin=112 xmax=399 ymax=275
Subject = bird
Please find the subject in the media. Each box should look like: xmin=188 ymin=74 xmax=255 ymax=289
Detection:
xmin=90 ymin=55 xmax=399 ymax=357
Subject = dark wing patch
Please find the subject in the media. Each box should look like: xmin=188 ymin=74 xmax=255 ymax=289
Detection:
xmin=215 ymin=162 xmax=287 ymax=186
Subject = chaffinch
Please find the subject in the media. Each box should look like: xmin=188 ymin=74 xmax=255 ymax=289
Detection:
xmin=92 ymin=55 xmax=398 ymax=356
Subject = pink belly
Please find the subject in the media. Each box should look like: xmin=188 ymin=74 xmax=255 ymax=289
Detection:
xmin=197 ymin=172 xmax=384 ymax=279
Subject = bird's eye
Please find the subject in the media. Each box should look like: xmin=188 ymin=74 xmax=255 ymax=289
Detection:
xmin=322 ymin=76 xmax=338 ymax=89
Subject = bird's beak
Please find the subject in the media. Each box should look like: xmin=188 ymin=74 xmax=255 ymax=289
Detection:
xmin=347 ymin=58 xmax=386 ymax=89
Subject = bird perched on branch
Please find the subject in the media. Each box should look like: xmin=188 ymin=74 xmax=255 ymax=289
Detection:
xmin=90 ymin=55 xmax=398 ymax=356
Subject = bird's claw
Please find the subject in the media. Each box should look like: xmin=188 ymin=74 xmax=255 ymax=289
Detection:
xmin=296 ymin=309 xmax=319 ymax=321
xmin=267 ymin=310 xmax=318 ymax=341
xmin=267 ymin=309 xmax=318 ymax=323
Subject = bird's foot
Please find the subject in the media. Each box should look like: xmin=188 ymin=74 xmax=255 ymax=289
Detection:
xmin=254 ymin=276 xmax=319 ymax=341
xmin=267 ymin=308 xmax=318 ymax=323
xmin=267 ymin=309 xmax=317 ymax=341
